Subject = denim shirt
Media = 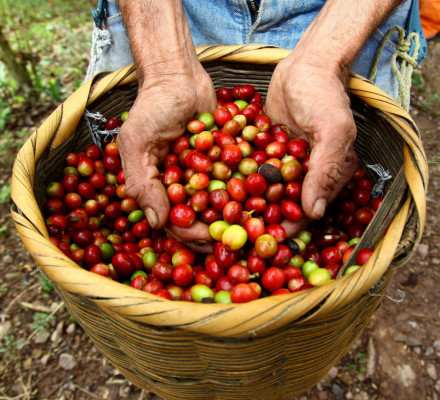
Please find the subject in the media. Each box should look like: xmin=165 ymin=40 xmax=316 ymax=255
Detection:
xmin=98 ymin=0 xmax=418 ymax=100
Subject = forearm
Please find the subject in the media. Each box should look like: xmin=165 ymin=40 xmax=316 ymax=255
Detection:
xmin=292 ymin=0 xmax=404 ymax=79
xmin=118 ymin=0 xmax=198 ymax=86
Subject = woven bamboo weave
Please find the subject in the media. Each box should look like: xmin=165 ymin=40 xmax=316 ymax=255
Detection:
xmin=11 ymin=45 xmax=428 ymax=400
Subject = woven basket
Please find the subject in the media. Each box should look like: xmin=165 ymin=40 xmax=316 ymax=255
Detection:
xmin=11 ymin=45 xmax=428 ymax=400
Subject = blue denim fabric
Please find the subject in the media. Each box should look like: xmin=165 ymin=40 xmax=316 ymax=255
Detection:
xmin=93 ymin=0 xmax=133 ymax=73
xmin=96 ymin=0 xmax=420 ymax=100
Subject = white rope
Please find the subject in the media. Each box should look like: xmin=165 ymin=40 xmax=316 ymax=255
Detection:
xmin=84 ymin=110 xmax=120 ymax=148
xmin=85 ymin=25 xmax=112 ymax=81
xmin=369 ymin=287 xmax=406 ymax=303
xmin=366 ymin=164 xmax=392 ymax=198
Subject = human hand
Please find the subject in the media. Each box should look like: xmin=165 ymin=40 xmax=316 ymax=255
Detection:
xmin=266 ymin=58 xmax=357 ymax=222
xmin=263 ymin=0 xmax=402 ymax=225
xmin=165 ymin=221 xmax=214 ymax=254
xmin=117 ymin=66 xmax=217 ymax=232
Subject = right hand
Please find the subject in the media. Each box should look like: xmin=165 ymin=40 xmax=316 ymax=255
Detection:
xmin=266 ymin=58 xmax=358 ymax=221
xmin=117 ymin=64 xmax=217 ymax=234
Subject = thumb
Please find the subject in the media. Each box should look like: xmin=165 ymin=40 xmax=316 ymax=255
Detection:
xmin=124 ymin=164 xmax=171 ymax=230
xmin=301 ymin=136 xmax=355 ymax=220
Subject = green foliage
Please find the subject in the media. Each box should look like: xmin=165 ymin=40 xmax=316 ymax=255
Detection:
xmin=429 ymin=93 xmax=440 ymax=103
xmin=34 ymin=71 xmax=63 ymax=102
xmin=350 ymin=351 xmax=368 ymax=374
xmin=0 ymin=0 xmax=95 ymax=125
xmin=0 ymin=335 xmax=17 ymax=361
xmin=0 ymin=103 xmax=10 ymax=131
xmin=356 ymin=352 xmax=367 ymax=373
xmin=15 ymin=129 xmax=29 ymax=138
xmin=421 ymin=93 xmax=440 ymax=111
xmin=0 ymin=225 xmax=10 ymax=237
xmin=40 ymin=274 xmax=54 ymax=298
xmin=412 ymin=71 xmax=424 ymax=89
xmin=0 ymin=184 xmax=11 ymax=204
xmin=428 ymin=156 xmax=440 ymax=166
xmin=0 ymin=135 xmax=8 ymax=155
xmin=31 ymin=312 xmax=55 ymax=332
xmin=0 ymin=128 xmax=29 ymax=163
xmin=0 ymin=134 xmax=20 ymax=157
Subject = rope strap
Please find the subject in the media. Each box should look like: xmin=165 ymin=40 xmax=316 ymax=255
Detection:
xmin=369 ymin=26 xmax=421 ymax=111
xmin=84 ymin=110 xmax=120 ymax=148
xmin=366 ymin=164 xmax=393 ymax=198
xmin=85 ymin=25 xmax=112 ymax=82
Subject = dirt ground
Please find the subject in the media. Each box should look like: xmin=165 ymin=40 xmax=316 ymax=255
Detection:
xmin=0 ymin=38 xmax=439 ymax=400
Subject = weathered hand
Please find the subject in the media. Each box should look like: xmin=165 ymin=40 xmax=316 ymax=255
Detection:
xmin=165 ymin=221 xmax=214 ymax=254
xmin=266 ymin=59 xmax=357 ymax=222
xmin=117 ymin=67 xmax=217 ymax=231
xmin=281 ymin=216 xmax=311 ymax=239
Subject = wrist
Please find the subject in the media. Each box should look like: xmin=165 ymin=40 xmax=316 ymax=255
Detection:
xmin=286 ymin=48 xmax=349 ymax=84
xmin=136 ymin=59 xmax=208 ymax=99
xmin=119 ymin=0 xmax=199 ymax=85
xmin=282 ymin=47 xmax=350 ymax=89
xmin=287 ymin=0 xmax=403 ymax=81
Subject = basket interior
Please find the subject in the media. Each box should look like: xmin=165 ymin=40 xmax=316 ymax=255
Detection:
xmin=34 ymin=61 xmax=409 ymax=263
xmin=36 ymin=62 xmax=405 ymax=195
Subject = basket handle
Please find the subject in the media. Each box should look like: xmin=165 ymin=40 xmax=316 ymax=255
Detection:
xmin=348 ymin=73 xmax=428 ymax=245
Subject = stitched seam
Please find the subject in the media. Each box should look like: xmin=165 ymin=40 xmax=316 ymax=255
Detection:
xmin=236 ymin=0 xmax=251 ymax=44
xmin=247 ymin=0 xmax=265 ymax=43
xmin=105 ymin=12 xmax=122 ymax=27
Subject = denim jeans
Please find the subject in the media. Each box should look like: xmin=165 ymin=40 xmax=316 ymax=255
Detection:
xmin=93 ymin=0 xmax=417 ymax=100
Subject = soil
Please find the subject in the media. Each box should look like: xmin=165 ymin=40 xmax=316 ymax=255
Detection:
xmin=0 ymin=38 xmax=439 ymax=400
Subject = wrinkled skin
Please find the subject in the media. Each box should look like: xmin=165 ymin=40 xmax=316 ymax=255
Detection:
xmin=117 ymin=66 xmax=216 ymax=245
xmin=117 ymin=58 xmax=357 ymax=252
xmin=266 ymin=59 xmax=358 ymax=220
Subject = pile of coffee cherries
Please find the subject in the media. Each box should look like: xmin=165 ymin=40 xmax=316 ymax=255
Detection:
xmin=44 ymin=84 xmax=379 ymax=303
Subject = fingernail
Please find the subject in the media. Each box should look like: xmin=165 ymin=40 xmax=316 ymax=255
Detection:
xmin=312 ymin=198 xmax=327 ymax=219
xmin=146 ymin=207 xmax=158 ymax=229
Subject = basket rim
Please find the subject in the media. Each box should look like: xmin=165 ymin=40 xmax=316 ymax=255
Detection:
xmin=10 ymin=44 xmax=428 ymax=337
